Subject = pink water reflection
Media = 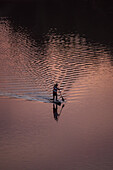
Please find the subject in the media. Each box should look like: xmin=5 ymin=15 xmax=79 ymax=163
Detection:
xmin=0 ymin=18 xmax=113 ymax=170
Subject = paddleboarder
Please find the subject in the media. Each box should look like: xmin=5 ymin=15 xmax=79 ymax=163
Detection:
xmin=53 ymin=83 xmax=60 ymax=101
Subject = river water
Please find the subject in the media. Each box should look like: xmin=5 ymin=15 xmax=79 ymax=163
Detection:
xmin=0 ymin=13 xmax=113 ymax=170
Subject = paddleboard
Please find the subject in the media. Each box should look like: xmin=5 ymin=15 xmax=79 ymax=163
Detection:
xmin=49 ymin=99 xmax=62 ymax=105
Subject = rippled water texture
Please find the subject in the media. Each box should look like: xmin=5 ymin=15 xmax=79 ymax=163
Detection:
xmin=0 ymin=18 xmax=113 ymax=103
xmin=1 ymin=17 xmax=113 ymax=170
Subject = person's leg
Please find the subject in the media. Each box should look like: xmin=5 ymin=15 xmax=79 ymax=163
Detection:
xmin=53 ymin=92 xmax=56 ymax=101
xmin=53 ymin=92 xmax=55 ymax=100
xmin=56 ymin=93 xmax=57 ymax=101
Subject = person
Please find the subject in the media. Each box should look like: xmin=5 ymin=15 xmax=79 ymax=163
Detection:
xmin=53 ymin=83 xmax=60 ymax=101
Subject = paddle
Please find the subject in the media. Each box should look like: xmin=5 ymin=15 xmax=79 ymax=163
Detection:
xmin=59 ymin=104 xmax=65 ymax=115
xmin=59 ymin=91 xmax=64 ymax=101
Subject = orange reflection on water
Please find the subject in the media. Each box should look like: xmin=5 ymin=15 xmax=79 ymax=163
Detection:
xmin=0 ymin=19 xmax=113 ymax=105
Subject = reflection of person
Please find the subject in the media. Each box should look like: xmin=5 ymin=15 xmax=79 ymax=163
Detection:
xmin=53 ymin=104 xmax=60 ymax=121
xmin=53 ymin=83 xmax=60 ymax=101
xmin=53 ymin=104 xmax=65 ymax=121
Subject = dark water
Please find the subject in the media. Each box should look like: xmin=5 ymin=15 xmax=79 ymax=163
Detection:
xmin=0 ymin=6 xmax=113 ymax=169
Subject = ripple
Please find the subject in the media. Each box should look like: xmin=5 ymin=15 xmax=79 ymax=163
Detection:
xmin=0 ymin=18 xmax=113 ymax=103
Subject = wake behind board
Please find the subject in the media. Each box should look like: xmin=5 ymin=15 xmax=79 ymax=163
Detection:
xmin=49 ymin=99 xmax=62 ymax=105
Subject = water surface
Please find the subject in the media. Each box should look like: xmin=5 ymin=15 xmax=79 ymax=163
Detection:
xmin=0 ymin=18 xmax=113 ymax=103
xmin=0 ymin=17 xmax=113 ymax=170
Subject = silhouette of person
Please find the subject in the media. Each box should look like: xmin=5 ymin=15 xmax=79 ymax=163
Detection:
xmin=53 ymin=103 xmax=65 ymax=121
xmin=53 ymin=83 xmax=60 ymax=101
xmin=53 ymin=104 xmax=60 ymax=121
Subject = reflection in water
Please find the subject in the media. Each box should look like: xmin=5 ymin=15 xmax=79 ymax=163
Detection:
xmin=0 ymin=15 xmax=113 ymax=170
xmin=53 ymin=104 xmax=65 ymax=121
xmin=0 ymin=18 xmax=113 ymax=103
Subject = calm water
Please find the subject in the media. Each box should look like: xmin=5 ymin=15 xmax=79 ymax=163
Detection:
xmin=0 ymin=17 xmax=113 ymax=170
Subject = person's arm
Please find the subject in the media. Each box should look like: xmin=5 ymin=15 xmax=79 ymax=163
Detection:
xmin=57 ymin=87 xmax=60 ymax=91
